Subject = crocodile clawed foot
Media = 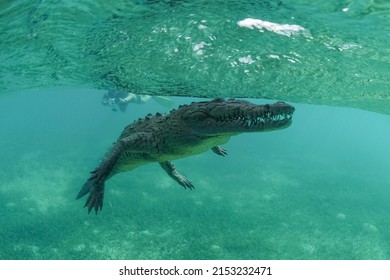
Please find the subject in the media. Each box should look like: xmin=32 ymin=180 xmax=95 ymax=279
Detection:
xmin=77 ymin=177 xmax=105 ymax=214
xmin=178 ymin=175 xmax=194 ymax=190
xmin=159 ymin=161 xmax=194 ymax=190
xmin=212 ymin=146 xmax=228 ymax=157
xmin=84 ymin=183 xmax=104 ymax=214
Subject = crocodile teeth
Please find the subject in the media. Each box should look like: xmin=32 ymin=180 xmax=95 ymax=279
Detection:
xmin=243 ymin=112 xmax=291 ymax=127
xmin=256 ymin=117 xmax=265 ymax=123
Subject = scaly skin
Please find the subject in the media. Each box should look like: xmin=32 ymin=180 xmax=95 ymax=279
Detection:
xmin=76 ymin=98 xmax=295 ymax=214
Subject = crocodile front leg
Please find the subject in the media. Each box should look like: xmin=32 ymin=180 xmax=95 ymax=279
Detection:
xmin=211 ymin=146 xmax=228 ymax=157
xmin=159 ymin=161 xmax=194 ymax=190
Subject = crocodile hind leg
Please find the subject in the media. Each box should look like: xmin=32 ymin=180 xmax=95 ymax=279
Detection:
xmin=77 ymin=133 xmax=150 ymax=214
xmin=159 ymin=161 xmax=194 ymax=189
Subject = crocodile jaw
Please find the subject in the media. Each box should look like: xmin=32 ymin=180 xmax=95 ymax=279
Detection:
xmin=180 ymin=99 xmax=295 ymax=136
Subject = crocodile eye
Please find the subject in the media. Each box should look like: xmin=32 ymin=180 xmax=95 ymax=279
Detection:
xmin=190 ymin=112 xmax=208 ymax=120
xmin=182 ymin=110 xmax=209 ymax=121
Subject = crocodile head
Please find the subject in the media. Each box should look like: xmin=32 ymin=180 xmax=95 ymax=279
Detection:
xmin=177 ymin=98 xmax=295 ymax=136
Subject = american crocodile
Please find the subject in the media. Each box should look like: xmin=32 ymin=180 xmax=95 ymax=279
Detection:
xmin=76 ymin=98 xmax=295 ymax=214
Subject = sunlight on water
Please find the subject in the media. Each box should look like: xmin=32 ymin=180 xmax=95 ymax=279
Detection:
xmin=0 ymin=0 xmax=390 ymax=114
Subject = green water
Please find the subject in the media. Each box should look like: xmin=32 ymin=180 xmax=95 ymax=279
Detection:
xmin=1 ymin=0 xmax=390 ymax=114
xmin=0 ymin=0 xmax=390 ymax=260
xmin=0 ymin=89 xmax=390 ymax=260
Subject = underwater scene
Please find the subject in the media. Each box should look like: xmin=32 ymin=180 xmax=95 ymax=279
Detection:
xmin=0 ymin=89 xmax=390 ymax=260
xmin=1 ymin=0 xmax=390 ymax=260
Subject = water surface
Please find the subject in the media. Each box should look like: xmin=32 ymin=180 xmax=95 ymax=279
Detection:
xmin=1 ymin=0 xmax=390 ymax=113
